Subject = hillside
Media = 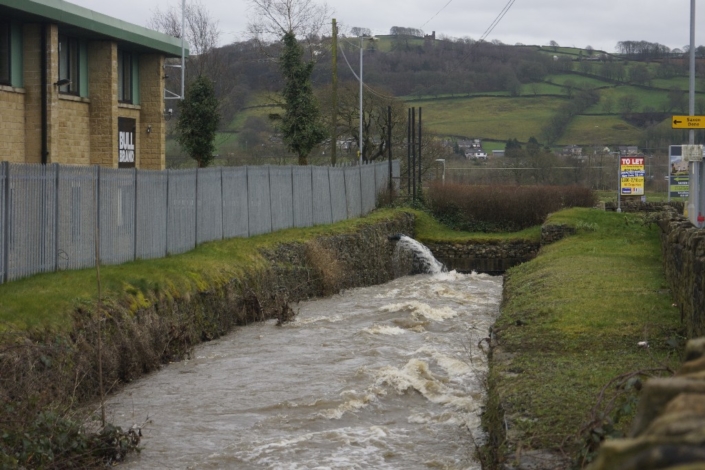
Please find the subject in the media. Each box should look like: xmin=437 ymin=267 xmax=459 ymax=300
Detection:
xmin=172 ymin=37 xmax=705 ymax=165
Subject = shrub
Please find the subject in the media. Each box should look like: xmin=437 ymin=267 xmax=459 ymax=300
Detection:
xmin=426 ymin=183 xmax=596 ymax=232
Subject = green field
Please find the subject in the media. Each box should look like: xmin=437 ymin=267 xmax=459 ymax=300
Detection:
xmin=557 ymin=115 xmax=643 ymax=145
xmin=420 ymin=96 xmax=566 ymax=141
xmin=547 ymin=73 xmax=613 ymax=89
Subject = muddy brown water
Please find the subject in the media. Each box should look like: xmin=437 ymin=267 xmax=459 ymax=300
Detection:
xmin=106 ymin=271 xmax=502 ymax=469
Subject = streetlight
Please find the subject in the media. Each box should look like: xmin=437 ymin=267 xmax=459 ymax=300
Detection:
xmin=435 ymin=159 xmax=446 ymax=184
xmin=358 ymin=34 xmax=376 ymax=165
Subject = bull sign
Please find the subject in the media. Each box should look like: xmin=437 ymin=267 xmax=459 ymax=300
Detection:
xmin=620 ymin=157 xmax=645 ymax=196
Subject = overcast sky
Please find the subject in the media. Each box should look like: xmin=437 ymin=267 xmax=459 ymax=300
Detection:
xmin=67 ymin=0 xmax=702 ymax=52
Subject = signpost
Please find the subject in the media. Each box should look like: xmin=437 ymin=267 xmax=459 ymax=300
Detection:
xmin=620 ymin=156 xmax=645 ymax=199
xmin=669 ymin=145 xmax=690 ymax=200
xmin=672 ymin=116 xmax=705 ymax=129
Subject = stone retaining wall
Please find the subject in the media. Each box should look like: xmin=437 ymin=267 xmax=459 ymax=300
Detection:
xmin=657 ymin=210 xmax=705 ymax=338
xmin=0 ymin=213 xmax=415 ymax=416
xmin=588 ymin=337 xmax=705 ymax=470
xmin=427 ymin=240 xmax=539 ymax=273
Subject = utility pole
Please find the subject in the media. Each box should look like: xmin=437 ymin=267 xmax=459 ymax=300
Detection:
xmin=688 ymin=0 xmax=701 ymax=225
xmin=331 ymin=19 xmax=338 ymax=165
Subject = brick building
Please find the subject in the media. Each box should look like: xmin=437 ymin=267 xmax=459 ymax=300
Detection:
xmin=0 ymin=0 xmax=188 ymax=170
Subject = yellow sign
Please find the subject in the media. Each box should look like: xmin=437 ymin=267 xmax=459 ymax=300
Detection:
xmin=620 ymin=157 xmax=645 ymax=196
xmin=672 ymin=116 xmax=705 ymax=129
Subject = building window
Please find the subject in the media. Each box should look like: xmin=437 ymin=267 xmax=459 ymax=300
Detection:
xmin=0 ymin=22 xmax=10 ymax=86
xmin=118 ymin=50 xmax=132 ymax=103
xmin=58 ymin=35 xmax=79 ymax=94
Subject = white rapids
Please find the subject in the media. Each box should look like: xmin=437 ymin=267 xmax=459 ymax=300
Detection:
xmin=105 ymin=270 xmax=502 ymax=470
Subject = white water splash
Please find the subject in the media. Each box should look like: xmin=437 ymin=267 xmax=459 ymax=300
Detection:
xmin=394 ymin=235 xmax=446 ymax=274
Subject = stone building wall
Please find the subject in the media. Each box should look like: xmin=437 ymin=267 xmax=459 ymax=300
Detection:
xmin=138 ymin=54 xmax=166 ymax=170
xmin=0 ymin=86 xmax=25 ymax=162
xmin=57 ymin=97 xmax=91 ymax=165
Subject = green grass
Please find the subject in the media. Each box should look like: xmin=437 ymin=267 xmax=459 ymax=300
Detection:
xmin=411 ymin=209 xmax=541 ymax=243
xmin=547 ymin=74 xmax=614 ymax=89
xmin=491 ymin=208 xmax=681 ymax=456
xmin=519 ymin=82 xmax=565 ymax=95
xmin=0 ymin=209 xmax=410 ymax=332
xmin=420 ymin=96 xmax=566 ymax=141
xmin=557 ymin=115 xmax=643 ymax=146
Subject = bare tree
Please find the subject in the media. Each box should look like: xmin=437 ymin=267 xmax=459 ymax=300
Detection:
xmin=148 ymin=0 xmax=224 ymax=80
xmin=247 ymin=0 xmax=332 ymax=43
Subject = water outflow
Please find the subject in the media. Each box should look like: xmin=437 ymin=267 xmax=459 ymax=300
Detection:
xmin=105 ymin=272 xmax=502 ymax=470
xmin=391 ymin=234 xmax=446 ymax=274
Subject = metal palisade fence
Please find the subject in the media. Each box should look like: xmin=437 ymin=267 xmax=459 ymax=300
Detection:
xmin=0 ymin=160 xmax=400 ymax=284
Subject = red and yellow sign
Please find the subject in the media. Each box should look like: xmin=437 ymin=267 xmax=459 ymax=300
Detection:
xmin=620 ymin=157 xmax=645 ymax=196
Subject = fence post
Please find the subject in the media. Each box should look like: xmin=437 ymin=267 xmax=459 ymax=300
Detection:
xmin=358 ymin=164 xmax=364 ymax=216
xmin=2 ymin=162 xmax=9 ymax=284
xmin=245 ymin=166 xmax=250 ymax=238
xmin=53 ymin=163 xmax=59 ymax=273
xmin=165 ymin=169 xmax=170 ymax=256
xmin=194 ymin=168 xmax=199 ymax=248
xmin=133 ymin=167 xmax=138 ymax=261
xmin=268 ymin=166 xmax=274 ymax=234
xmin=95 ymin=165 xmax=101 ymax=269
xmin=220 ymin=166 xmax=225 ymax=240
xmin=327 ymin=166 xmax=334 ymax=223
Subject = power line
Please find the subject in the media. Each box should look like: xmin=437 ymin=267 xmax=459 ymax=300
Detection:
xmin=420 ymin=0 xmax=455 ymax=30
xmin=479 ymin=0 xmax=518 ymax=42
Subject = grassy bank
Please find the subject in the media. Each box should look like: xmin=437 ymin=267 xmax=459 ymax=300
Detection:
xmin=0 ymin=209 xmax=409 ymax=333
xmin=486 ymin=208 xmax=682 ymax=467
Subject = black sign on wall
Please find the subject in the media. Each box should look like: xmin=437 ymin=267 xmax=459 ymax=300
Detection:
xmin=118 ymin=117 xmax=136 ymax=168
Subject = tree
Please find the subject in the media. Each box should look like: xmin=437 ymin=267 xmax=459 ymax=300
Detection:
xmin=176 ymin=75 xmax=220 ymax=167
xmin=628 ymin=63 xmax=651 ymax=85
xmin=667 ymin=86 xmax=686 ymax=112
xmin=319 ymin=81 xmax=406 ymax=162
xmin=247 ymin=0 xmax=331 ymax=44
xmin=549 ymin=40 xmax=559 ymax=52
xmin=278 ymin=31 xmax=327 ymax=165
xmin=149 ymin=1 xmax=223 ymax=81
xmin=618 ymin=94 xmax=639 ymax=114
xmin=601 ymin=94 xmax=614 ymax=114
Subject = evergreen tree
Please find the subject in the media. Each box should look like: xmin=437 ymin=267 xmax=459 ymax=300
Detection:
xmin=176 ymin=75 xmax=220 ymax=168
xmin=279 ymin=31 xmax=326 ymax=165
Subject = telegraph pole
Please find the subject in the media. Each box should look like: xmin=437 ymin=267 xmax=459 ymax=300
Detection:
xmin=331 ymin=19 xmax=338 ymax=165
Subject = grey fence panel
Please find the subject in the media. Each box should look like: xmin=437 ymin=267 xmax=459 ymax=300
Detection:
xmin=7 ymin=164 xmax=57 ymax=282
xmin=311 ymin=166 xmax=333 ymax=226
xmin=344 ymin=165 xmax=362 ymax=219
xmin=196 ymin=168 xmax=223 ymax=244
xmin=222 ymin=167 xmax=249 ymax=238
xmin=0 ymin=163 xmax=5 ymax=284
xmin=247 ymin=166 xmax=272 ymax=236
xmin=374 ymin=161 xmax=389 ymax=196
xmin=57 ymin=165 xmax=96 ymax=272
xmin=360 ymin=163 xmax=377 ymax=215
xmin=167 ymin=168 xmax=197 ymax=255
xmin=99 ymin=167 xmax=135 ymax=266
xmin=292 ymin=166 xmax=313 ymax=228
xmin=269 ymin=166 xmax=294 ymax=232
xmin=329 ymin=166 xmax=348 ymax=223
xmin=136 ymin=169 xmax=168 ymax=260
xmin=393 ymin=160 xmax=401 ymax=190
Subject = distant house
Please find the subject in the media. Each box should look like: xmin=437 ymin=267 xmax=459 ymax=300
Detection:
xmin=492 ymin=150 xmax=505 ymax=157
xmin=460 ymin=139 xmax=489 ymax=159
xmin=562 ymin=145 xmax=582 ymax=157
xmin=619 ymin=146 xmax=639 ymax=155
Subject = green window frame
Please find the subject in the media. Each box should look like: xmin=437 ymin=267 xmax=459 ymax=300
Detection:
xmin=118 ymin=49 xmax=139 ymax=104
xmin=0 ymin=22 xmax=10 ymax=86
xmin=58 ymin=35 xmax=80 ymax=95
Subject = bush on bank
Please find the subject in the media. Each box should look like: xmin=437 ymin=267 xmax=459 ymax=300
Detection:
xmin=426 ymin=182 xmax=597 ymax=232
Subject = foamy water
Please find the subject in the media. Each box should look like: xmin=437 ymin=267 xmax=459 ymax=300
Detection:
xmin=105 ymin=271 xmax=502 ymax=469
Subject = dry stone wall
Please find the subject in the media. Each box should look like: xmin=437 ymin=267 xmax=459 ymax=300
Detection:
xmin=657 ymin=209 xmax=705 ymax=338
xmin=588 ymin=337 xmax=705 ymax=470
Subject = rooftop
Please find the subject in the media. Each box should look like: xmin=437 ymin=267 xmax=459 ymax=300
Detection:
xmin=0 ymin=0 xmax=189 ymax=57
